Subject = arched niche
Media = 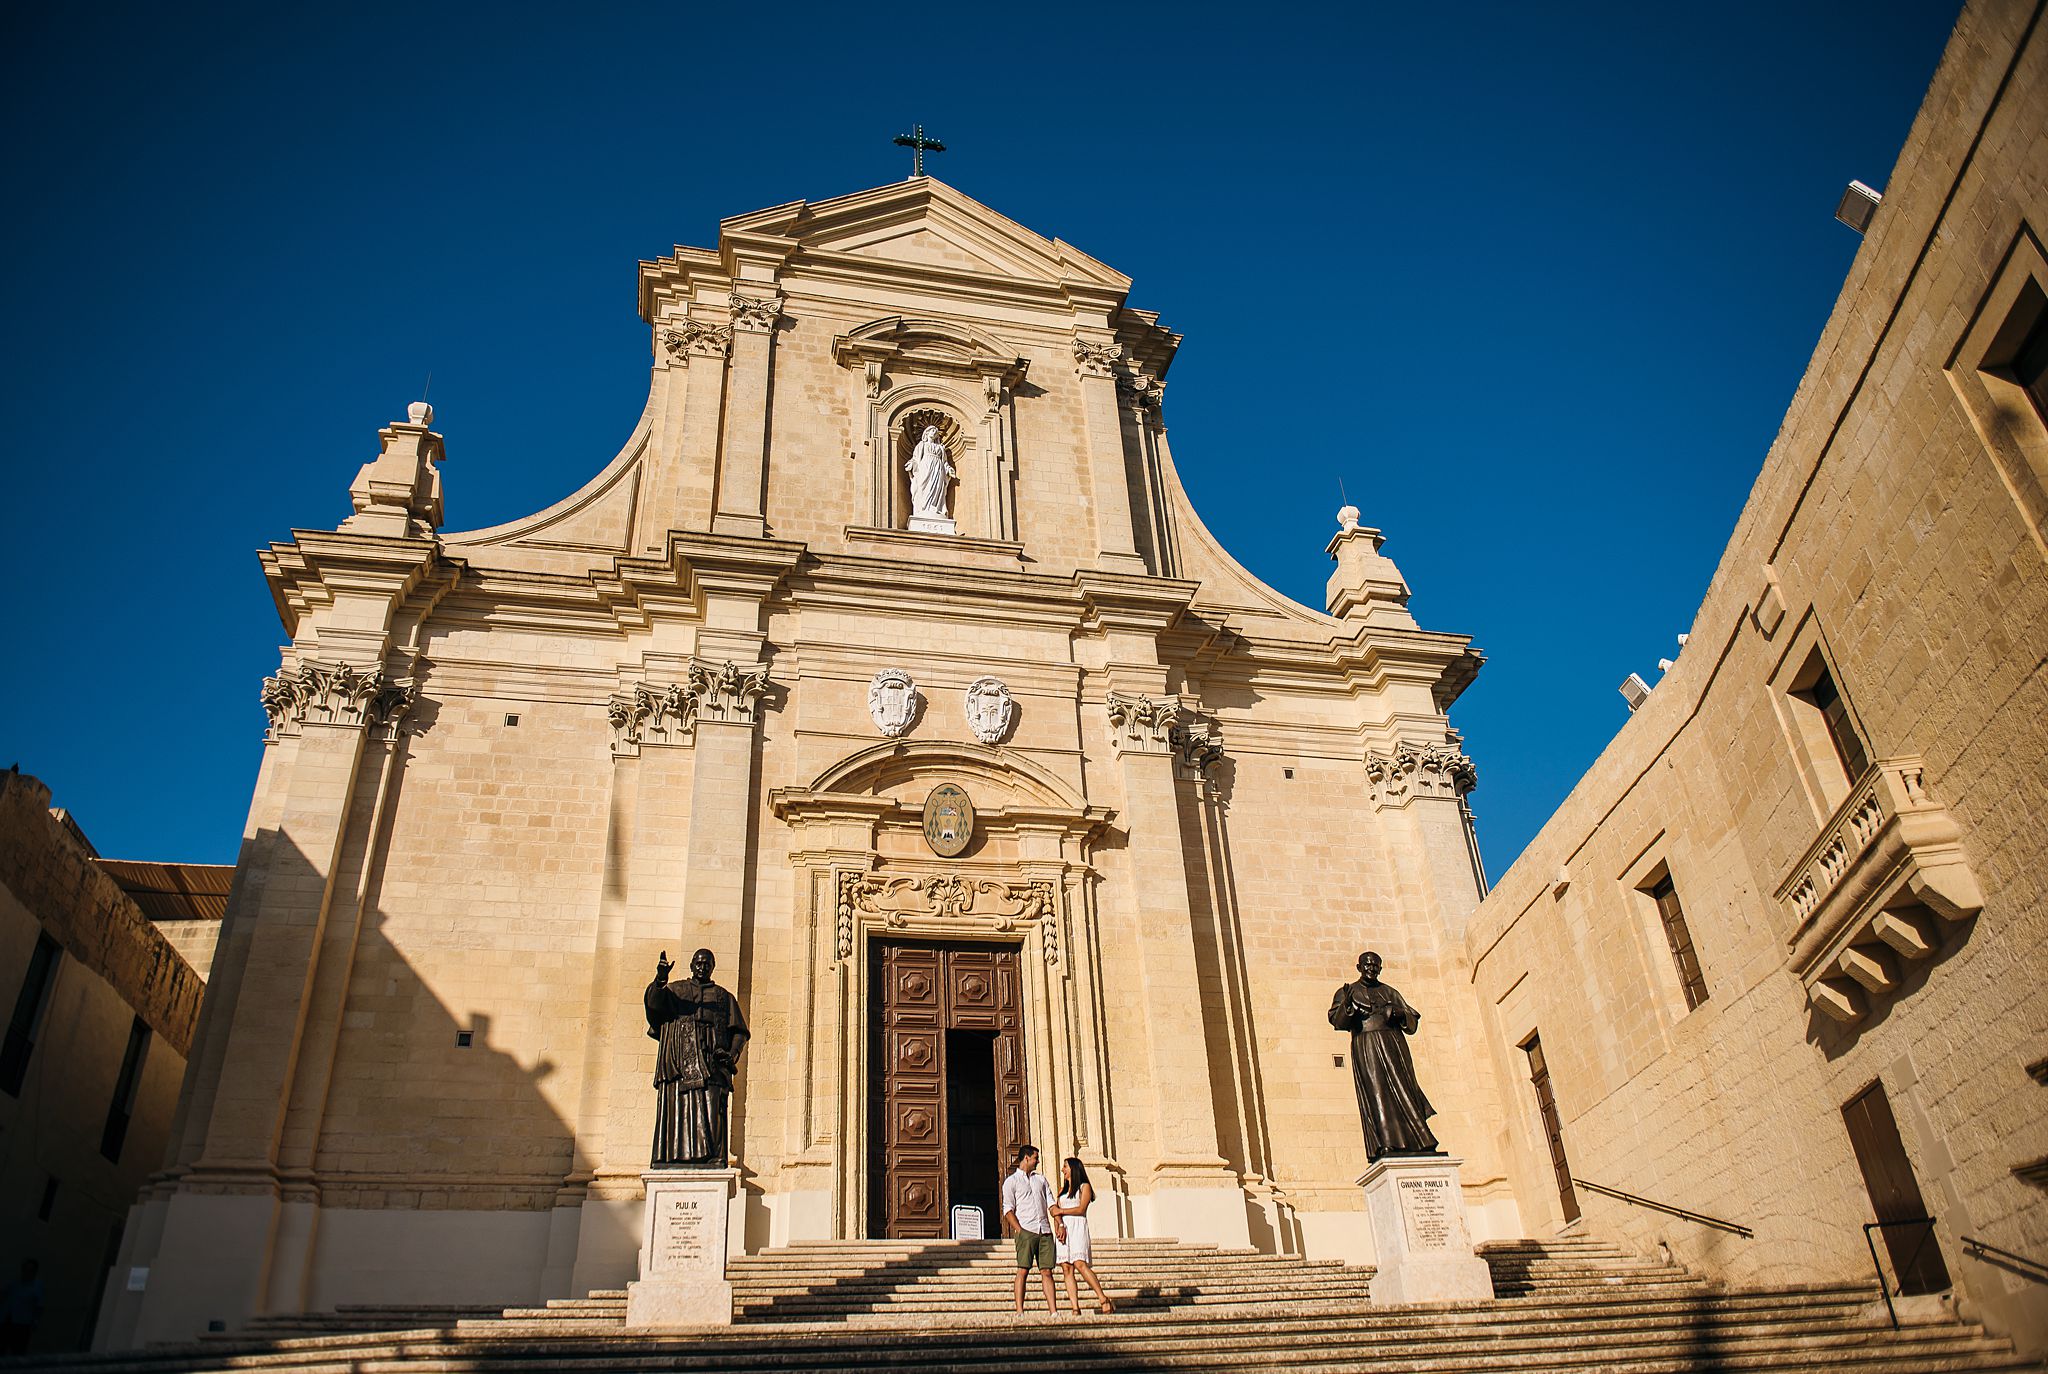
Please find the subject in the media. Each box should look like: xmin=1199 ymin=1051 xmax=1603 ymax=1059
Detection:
xmin=833 ymin=318 xmax=1028 ymax=541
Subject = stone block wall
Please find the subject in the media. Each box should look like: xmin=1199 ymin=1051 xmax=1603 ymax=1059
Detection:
xmin=1465 ymin=0 xmax=2048 ymax=1354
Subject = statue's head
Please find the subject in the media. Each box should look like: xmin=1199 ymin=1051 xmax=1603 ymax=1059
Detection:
xmin=921 ymin=425 xmax=938 ymax=442
xmin=1357 ymin=951 xmax=1383 ymax=983
xmin=690 ymin=948 xmax=715 ymax=981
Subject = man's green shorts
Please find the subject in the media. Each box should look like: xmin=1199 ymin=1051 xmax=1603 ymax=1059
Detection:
xmin=1012 ymin=1229 xmax=1057 ymax=1269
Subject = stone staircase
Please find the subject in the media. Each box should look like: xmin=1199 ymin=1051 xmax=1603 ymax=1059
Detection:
xmin=21 ymin=1235 xmax=2043 ymax=1372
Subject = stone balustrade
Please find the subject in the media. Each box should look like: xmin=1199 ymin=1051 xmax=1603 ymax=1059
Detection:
xmin=1777 ymin=756 xmax=1983 ymax=1024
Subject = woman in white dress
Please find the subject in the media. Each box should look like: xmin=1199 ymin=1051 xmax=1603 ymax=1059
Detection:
xmin=1051 ymin=1156 xmax=1114 ymax=1315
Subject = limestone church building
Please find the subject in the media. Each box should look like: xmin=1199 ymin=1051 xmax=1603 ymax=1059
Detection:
xmin=114 ymin=177 xmax=1507 ymax=1341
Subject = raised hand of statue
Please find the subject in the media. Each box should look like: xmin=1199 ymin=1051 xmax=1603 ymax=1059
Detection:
xmin=655 ymin=950 xmax=674 ymax=983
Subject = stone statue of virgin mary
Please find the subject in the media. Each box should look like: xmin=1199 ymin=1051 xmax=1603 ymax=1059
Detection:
xmin=906 ymin=425 xmax=956 ymax=530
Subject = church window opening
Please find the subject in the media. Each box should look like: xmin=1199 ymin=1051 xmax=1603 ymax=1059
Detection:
xmin=2012 ymin=289 xmax=2048 ymax=426
xmin=1645 ymin=873 xmax=1710 ymax=1011
xmin=1521 ymin=1032 xmax=1579 ymax=1224
xmin=1842 ymin=1080 xmax=1951 ymax=1295
xmin=0 ymin=931 xmax=62 ymax=1096
xmin=1783 ymin=645 xmax=1870 ymax=812
xmin=100 ymin=1016 xmax=151 ymax=1161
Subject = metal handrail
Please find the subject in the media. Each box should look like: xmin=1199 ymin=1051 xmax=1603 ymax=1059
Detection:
xmin=1961 ymin=1235 xmax=2048 ymax=1285
xmin=1864 ymin=1215 xmax=1939 ymax=1330
xmin=1570 ymin=1178 xmax=1753 ymax=1238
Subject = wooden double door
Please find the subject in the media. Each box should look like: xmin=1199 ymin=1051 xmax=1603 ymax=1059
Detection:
xmin=870 ymin=941 xmax=1029 ymax=1238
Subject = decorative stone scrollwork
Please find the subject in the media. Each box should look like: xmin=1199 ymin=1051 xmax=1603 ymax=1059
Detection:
xmin=260 ymin=660 xmax=415 ymax=742
xmin=660 ymin=318 xmax=733 ymax=361
xmin=1104 ymin=691 xmax=1177 ymax=755
xmin=836 ymin=870 xmax=1058 ymax=964
xmin=1072 ymin=336 xmax=1123 ymax=378
xmin=1116 ymin=371 xmax=1164 ymax=412
xmin=1365 ymin=739 xmax=1478 ymax=807
xmin=608 ymin=658 xmax=769 ymax=755
xmin=728 ymin=293 xmax=785 ymax=333
xmin=963 ymin=676 xmax=1015 ymax=745
xmin=981 ymin=373 xmax=1004 ymax=413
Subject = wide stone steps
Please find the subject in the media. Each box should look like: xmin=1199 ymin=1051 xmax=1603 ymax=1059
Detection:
xmin=25 ymin=1236 xmax=2038 ymax=1373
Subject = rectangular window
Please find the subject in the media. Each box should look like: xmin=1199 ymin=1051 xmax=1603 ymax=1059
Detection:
xmin=1781 ymin=643 xmax=1872 ymax=812
xmin=0 ymin=932 xmax=62 ymax=1096
xmin=2014 ymin=298 xmax=2048 ymax=425
xmin=100 ymin=1017 xmax=151 ymax=1162
xmin=1647 ymin=875 xmax=1711 ymax=1011
xmin=1522 ymin=1033 xmax=1580 ymax=1223
xmin=1797 ymin=666 xmax=1871 ymax=785
xmin=1842 ymin=1081 xmax=1951 ymax=1295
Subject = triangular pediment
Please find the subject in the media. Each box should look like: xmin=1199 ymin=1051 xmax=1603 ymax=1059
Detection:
xmin=722 ymin=178 xmax=1130 ymax=291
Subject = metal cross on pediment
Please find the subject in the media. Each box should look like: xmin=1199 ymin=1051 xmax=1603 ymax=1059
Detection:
xmin=892 ymin=125 xmax=946 ymax=177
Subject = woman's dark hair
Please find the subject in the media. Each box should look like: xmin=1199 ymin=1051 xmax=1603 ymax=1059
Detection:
xmin=1061 ymin=1156 xmax=1091 ymax=1196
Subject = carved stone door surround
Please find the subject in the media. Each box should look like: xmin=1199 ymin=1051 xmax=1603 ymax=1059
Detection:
xmin=768 ymin=743 xmax=1120 ymax=1240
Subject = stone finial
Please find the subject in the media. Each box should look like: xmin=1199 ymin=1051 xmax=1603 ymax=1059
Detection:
xmin=1325 ymin=521 xmax=1415 ymax=626
xmin=341 ymin=404 xmax=445 ymax=538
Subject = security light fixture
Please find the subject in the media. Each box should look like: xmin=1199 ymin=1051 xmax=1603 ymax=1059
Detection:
xmin=1620 ymin=673 xmax=1653 ymax=711
xmin=1835 ymin=180 xmax=1882 ymax=234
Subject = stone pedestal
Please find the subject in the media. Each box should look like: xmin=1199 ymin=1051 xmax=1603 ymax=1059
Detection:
xmin=1358 ymin=1155 xmax=1494 ymax=1305
xmin=908 ymin=513 xmax=957 ymax=535
xmin=625 ymin=1169 xmax=739 ymax=1328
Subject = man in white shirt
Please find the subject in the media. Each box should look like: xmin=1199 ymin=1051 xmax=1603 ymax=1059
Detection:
xmin=1000 ymin=1144 xmax=1064 ymax=1314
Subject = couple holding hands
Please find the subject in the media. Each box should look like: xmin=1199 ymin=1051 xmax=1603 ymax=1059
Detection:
xmin=999 ymin=1145 xmax=1114 ymax=1316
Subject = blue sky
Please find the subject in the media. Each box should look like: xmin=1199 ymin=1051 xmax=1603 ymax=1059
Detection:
xmin=0 ymin=2 xmax=1957 ymax=871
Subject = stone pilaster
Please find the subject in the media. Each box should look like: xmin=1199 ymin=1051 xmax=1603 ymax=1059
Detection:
xmin=1072 ymin=333 xmax=1146 ymax=571
xmin=1366 ymin=738 xmax=1486 ymax=942
xmin=1100 ymin=685 xmax=1249 ymax=1247
xmin=711 ymin=291 xmax=785 ymax=537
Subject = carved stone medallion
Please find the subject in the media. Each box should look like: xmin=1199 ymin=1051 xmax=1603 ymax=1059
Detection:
xmin=868 ymin=668 xmax=919 ymax=738
xmin=921 ymin=784 xmax=975 ymax=858
xmin=963 ymin=676 xmax=1015 ymax=745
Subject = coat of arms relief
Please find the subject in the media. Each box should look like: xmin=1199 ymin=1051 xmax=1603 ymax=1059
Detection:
xmin=963 ymin=676 xmax=1015 ymax=744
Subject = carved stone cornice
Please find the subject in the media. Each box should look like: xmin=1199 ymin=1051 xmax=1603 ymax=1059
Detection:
xmin=1365 ymin=740 xmax=1477 ymax=809
xmin=1104 ymin=691 xmax=1178 ymax=756
xmin=836 ymin=870 xmax=1058 ymax=964
xmin=728 ymin=293 xmax=786 ymax=333
xmin=1776 ymin=756 xmax=1984 ymax=1025
xmin=660 ymin=318 xmax=733 ymax=361
xmin=607 ymin=658 xmax=770 ymax=756
xmin=1072 ymin=336 xmax=1124 ymax=378
xmin=260 ymin=660 xmax=415 ymax=742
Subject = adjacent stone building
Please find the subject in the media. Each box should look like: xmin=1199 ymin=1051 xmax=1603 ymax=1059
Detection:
xmin=1464 ymin=0 xmax=2047 ymax=1356
xmin=103 ymin=0 xmax=2045 ymax=1356
xmin=0 ymin=772 xmax=207 ymax=1355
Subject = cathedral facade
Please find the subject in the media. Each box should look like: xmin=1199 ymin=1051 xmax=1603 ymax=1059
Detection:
xmin=109 ymin=179 xmax=1509 ymax=1344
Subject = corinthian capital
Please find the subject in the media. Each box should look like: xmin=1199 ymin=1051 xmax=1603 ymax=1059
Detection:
xmin=728 ymin=293 xmax=786 ymax=333
xmin=690 ymin=657 xmax=772 ymax=724
xmin=261 ymin=660 xmax=415 ymax=742
xmin=1104 ymin=690 xmax=1177 ymax=755
xmin=1365 ymin=739 xmax=1477 ymax=808
xmin=661 ymin=318 xmax=733 ymax=361
xmin=1072 ymin=336 xmax=1123 ymax=378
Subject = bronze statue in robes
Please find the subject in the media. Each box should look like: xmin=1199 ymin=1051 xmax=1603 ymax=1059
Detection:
xmin=645 ymin=948 xmax=749 ymax=1168
xmin=1329 ymin=951 xmax=1440 ymax=1161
